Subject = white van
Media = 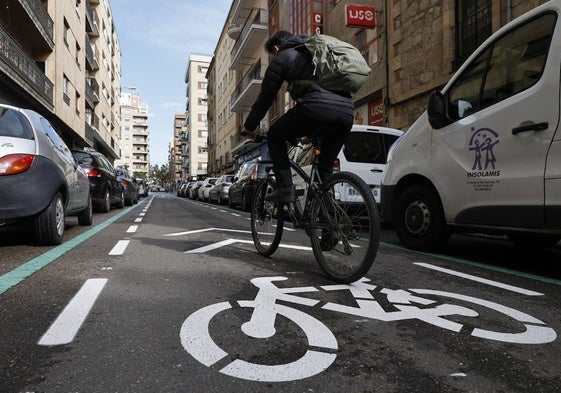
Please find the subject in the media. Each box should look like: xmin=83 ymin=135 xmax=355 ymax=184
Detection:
xmin=289 ymin=124 xmax=403 ymax=205
xmin=381 ymin=1 xmax=561 ymax=251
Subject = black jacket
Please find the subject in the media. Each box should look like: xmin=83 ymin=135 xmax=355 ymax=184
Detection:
xmin=244 ymin=34 xmax=355 ymax=131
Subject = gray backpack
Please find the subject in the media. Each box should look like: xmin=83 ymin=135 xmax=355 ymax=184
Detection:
xmin=293 ymin=34 xmax=371 ymax=93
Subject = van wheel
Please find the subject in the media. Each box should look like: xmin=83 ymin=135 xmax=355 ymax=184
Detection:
xmin=34 ymin=192 xmax=65 ymax=245
xmin=394 ymin=185 xmax=449 ymax=251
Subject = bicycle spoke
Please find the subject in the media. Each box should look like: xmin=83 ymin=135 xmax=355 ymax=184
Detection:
xmin=310 ymin=172 xmax=380 ymax=283
xmin=250 ymin=180 xmax=284 ymax=256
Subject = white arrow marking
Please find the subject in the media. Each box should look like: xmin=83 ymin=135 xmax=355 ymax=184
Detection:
xmin=186 ymin=239 xmax=311 ymax=253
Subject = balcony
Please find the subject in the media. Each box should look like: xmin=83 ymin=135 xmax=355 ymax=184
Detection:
xmin=230 ymin=60 xmax=263 ymax=113
xmin=85 ymin=40 xmax=99 ymax=71
xmin=85 ymin=1 xmax=100 ymax=37
xmin=230 ymin=8 xmax=267 ymax=70
xmin=0 ymin=26 xmax=53 ymax=110
xmin=231 ymin=0 xmax=259 ymax=22
xmin=10 ymin=0 xmax=54 ymax=52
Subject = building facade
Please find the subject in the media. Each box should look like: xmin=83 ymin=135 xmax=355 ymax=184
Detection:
xmin=182 ymin=54 xmax=212 ymax=178
xmin=0 ymin=0 xmax=121 ymax=161
xmin=173 ymin=113 xmax=187 ymax=182
xmin=115 ymin=92 xmax=150 ymax=178
xmin=200 ymin=0 xmax=552 ymax=178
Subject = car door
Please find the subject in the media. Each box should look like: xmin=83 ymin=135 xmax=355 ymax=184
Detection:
xmin=40 ymin=118 xmax=87 ymax=210
xmin=432 ymin=11 xmax=559 ymax=229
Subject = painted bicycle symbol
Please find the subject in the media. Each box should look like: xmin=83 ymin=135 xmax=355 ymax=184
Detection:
xmin=180 ymin=276 xmax=557 ymax=382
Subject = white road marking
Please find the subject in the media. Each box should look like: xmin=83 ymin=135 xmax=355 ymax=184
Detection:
xmin=109 ymin=240 xmax=130 ymax=255
xmin=38 ymin=278 xmax=107 ymax=346
xmin=165 ymin=228 xmax=252 ymax=237
xmin=186 ymin=238 xmax=311 ymax=253
xmin=414 ymin=262 xmax=543 ymax=296
xmin=127 ymin=225 xmax=138 ymax=233
xmin=135 ymin=218 xmax=142 ymax=223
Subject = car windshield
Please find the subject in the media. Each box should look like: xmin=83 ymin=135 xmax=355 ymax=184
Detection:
xmin=0 ymin=108 xmax=34 ymax=139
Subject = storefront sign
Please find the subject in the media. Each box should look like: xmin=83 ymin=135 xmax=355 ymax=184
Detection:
xmin=368 ymin=98 xmax=384 ymax=126
xmin=345 ymin=4 xmax=376 ymax=29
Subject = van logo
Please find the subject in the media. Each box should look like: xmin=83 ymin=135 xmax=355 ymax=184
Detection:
xmin=1 ymin=142 xmax=14 ymax=148
xmin=469 ymin=127 xmax=499 ymax=171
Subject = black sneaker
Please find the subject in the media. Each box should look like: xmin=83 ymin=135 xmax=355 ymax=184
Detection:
xmin=320 ymin=229 xmax=340 ymax=251
xmin=265 ymin=186 xmax=296 ymax=203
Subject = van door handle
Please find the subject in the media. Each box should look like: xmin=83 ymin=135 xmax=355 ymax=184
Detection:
xmin=371 ymin=168 xmax=383 ymax=173
xmin=512 ymin=122 xmax=548 ymax=135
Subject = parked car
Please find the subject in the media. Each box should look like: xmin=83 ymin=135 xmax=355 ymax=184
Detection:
xmin=151 ymin=185 xmax=166 ymax=192
xmin=0 ymin=104 xmax=92 ymax=245
xmin=229 ymin=160 xmax=273 ymax=211
xmin=288 ymin=124 xmax=403 ymax=207
xmin=177 ymin=182 xmax=188 ymax=197
xmin=73 ymin=149 xmax=124 ymax=212
xmin=198 ymin=177 xmax=218 ymax=201
xmin=115 ymin=167 xmax=139 ymax=206
xmin=208 ymin=174 xmax=235 ymax=204
xmin=135 ymin=178 xmax=148 ymax=197
xmin=381 ymin=1 xmax=561 ymax=251
xmin=189 ymin=180 xmax=204 ymax=199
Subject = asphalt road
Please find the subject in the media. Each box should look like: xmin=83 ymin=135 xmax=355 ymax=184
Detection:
xmin=1 ymin=192 xmax=560 ymax=392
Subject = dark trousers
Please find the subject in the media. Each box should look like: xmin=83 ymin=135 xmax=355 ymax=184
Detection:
xmin=267 ymin=104 xmax=353 ymax=187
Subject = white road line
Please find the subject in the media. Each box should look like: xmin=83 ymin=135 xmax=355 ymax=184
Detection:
xmin=127 ymin=225 xmax=138 ymax=233
xmin=414 ymin=262 xmax=543 ymax=296
xmin=109 ymin=240 xmax=130 ymax=255
xmin=135 ymin=218 xmax=142 ymax=223
xmin=165 ymin=227 xmax=252 ymax=237
xmin=38 ymin=278 xmax=107 ymax=346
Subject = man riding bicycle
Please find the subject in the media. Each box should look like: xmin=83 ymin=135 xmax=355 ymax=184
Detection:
xmin=241 ymin=30 xmax=354 ymax=203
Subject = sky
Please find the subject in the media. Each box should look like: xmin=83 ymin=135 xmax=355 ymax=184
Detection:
xmin=110 ymin=0 xmax=232 ymax=166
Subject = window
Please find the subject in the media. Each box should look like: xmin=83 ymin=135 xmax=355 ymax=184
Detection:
xmin=455 ymin=0 xmax=492 ymax=67
xmin=355 ymin=28 xmax=378 ymax=66
xmin=447 ymin=12 xmax=555 ymax=120
xmin=0 ymin=108 xmax=33 ymax=139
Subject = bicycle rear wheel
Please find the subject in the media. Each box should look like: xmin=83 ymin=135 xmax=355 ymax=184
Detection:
xmin=309 ymin=172 xmax=380 ymax=283
xmin=250 ymin=179 xmax=284 ymax=256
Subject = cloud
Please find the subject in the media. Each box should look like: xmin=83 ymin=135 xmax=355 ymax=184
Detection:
xmin=160 ymin=102 xmax=184 ymax=108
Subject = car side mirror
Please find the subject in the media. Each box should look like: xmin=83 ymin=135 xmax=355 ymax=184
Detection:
xmin=427 ymin=90 xmax=450 ymax=129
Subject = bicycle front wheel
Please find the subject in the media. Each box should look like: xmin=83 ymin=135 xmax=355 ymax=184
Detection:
xmin=250 ymin=179 xmax=284 ymax=256
xmin=310 ymin=172 xmax=380 ymax=283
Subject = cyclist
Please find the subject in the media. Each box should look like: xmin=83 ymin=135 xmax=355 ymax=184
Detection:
xmin=241 ymin=30 xmax=354 ymax=203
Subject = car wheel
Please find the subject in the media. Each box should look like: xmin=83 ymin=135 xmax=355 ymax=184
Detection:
xmin=242 ymin=192 xmax=250 ymax=212
xmin=117 ymin=191 xmax=125 ymax=209
xmin=34 ymin=192 xmax=65 ymax=245
xmin=78 ymin=196 xmax=93 ymax=226
xmin=393 ymin=185 xmax=449 ymax=251
xmin=100 ymin=189 xmax=111 ymax=213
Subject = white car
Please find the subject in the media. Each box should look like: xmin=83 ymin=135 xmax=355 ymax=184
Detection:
xmin=381 ymin=1 xmax=561 ymax=251
xmin=0 ymin=104 xmax=92 ymax=245
xmin=197 ymin=177 xmax=218 ymax=201
xmin=288 ymin=124 xmax=403 ymax=206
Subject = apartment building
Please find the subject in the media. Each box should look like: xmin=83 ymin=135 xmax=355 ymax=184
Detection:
xmin=207 ymin=20 xmax=237 ymax=176
xmin=173 ymin=113 xmax=187 ymax=181
xmin=183 ymin=54 xmax=212 ymax=178
xmin=115 ymin=92 xmax=150 ymax=178
xmin=0 ymin=0 xmax=121 ymax=161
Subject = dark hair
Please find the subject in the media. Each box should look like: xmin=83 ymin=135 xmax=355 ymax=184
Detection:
xmin=265 ymin=30 xmax=293 ymax=53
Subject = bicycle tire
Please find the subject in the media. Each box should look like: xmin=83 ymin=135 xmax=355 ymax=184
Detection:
xmin=309 ymin=172 xmax=380 ymax=283
xmin=250 ymin=179 xmax=284 ymax=256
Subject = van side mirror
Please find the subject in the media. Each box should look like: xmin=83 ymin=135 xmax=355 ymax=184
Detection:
xmin=427 ymin=91 xmax=450 ymax=129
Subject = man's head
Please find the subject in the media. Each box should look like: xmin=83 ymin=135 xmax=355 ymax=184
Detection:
xmin=265 ymin=30 xmax=293 ymax=55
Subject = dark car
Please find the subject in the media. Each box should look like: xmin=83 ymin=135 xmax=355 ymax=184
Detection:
xmin=0 ymin=104 xmax=92 ymax=245
xmin=229 ymin=160 xmax=273 ymax=211
xmin=115 ymin=167 xmax=139 ymax=206
xmin=73 ymin=150 xmax=124 ymax=212
xmin=189 ymin=180 xmax=204 ymax=199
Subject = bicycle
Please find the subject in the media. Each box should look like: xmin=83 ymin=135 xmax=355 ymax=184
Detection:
xmin=249 ymin=136 xmax=380 ymax=283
